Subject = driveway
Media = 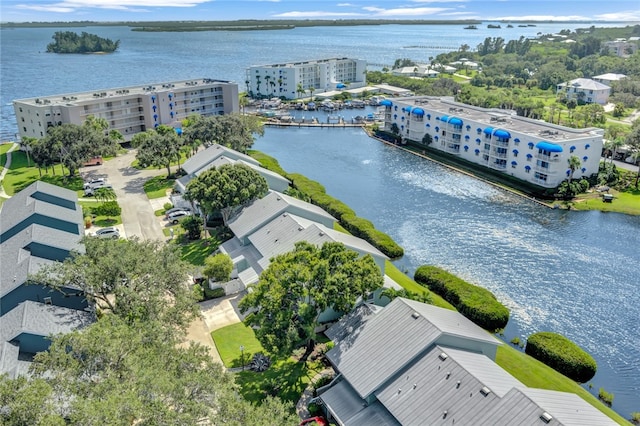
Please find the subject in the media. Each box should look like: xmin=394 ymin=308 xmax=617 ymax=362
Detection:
xmin=80 ymin=150 xmax=166 ymax=241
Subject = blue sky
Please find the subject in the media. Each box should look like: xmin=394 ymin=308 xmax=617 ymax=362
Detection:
xmin=2 ymin=0 xmax=640 ymax=23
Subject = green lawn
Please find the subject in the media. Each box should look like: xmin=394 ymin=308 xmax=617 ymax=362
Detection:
xmin=143 ymin=175 xmax=175 ymax=199
xmin=212 ymin=322 xmax=264 ymax=368
xmin=571 ymin=187 xmax=640 ymax=215
xmin=496 ymin=345 xmax=629 ymax=425
xmin=384 ymin=260 xmax=454 ymax=310
xmin=179 ymin=237 xmax=219 ymax=266
xmin=78 ymin=200 xmax=122 ymax=227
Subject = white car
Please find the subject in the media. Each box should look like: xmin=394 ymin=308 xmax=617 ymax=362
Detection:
xmin=84 ymin=183 xmax=113 ymax=196
xmin=165 ymin=206 xmax=191 ymax=217
xmin=94 ymin=227 xmax=120 ymax=239
xmin=83 ymin=178 xmax=106 ymax=189
xmin=166 ymin=210 xmax=192 ymax=224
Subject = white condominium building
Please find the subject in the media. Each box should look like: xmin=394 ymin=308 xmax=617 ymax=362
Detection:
xmin=13 ymin=79 xmax=239 ymax=141
xmin=382 ymin=97 xmax=604 ymax=189
xmin=246 ymin=57 xmax=367 ymax=99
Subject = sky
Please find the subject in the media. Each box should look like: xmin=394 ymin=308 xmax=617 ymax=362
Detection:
xmin=2 ymin=0 xmax=640 ymax=23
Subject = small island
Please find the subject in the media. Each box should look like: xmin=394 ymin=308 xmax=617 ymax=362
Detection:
xmin=46 ymin=31 xmax=120 ymax=54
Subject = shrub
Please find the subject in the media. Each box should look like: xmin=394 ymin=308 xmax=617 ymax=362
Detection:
xmin=414 ymin=265 xmax=509 ymax=331
xmin=93 ymin=201 xmax=121 ymax=217
xmin=163 ymin=202 xmax=173 ymax=211
xmin=307 ymin=402 xmax=322 ymax=416
xmin=525 ymin=332 xmax=597 ymax=383
xmin=203 ymin=253 xmax=233 ymax=282
xmin=598 ymin=388 xmax=614 ymax=406
xmin=84 ymin=216 xmax=93 ymax=229
xmin=630 ymin=412 xmax=640 ymax=425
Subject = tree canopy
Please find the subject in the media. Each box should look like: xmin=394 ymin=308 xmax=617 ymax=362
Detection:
xmin=182 ymin=114 xmax=264 ymax=153
xmin=239 ymin=241 xmax=384 ymax=358
xmin=31 ymin=236 xmax=199 ymax=334
xmin=132 ymin=125 xmax=183 ymax=177
xmin=36 ymin=120 xmax=118 ymax=177
xmin=184 ymin=163 xmax=268 ymax=224
xmin=0 ymin=316 xmax=298 ymax=425
xmin=46 ymin=31 xmax=120 ymax=54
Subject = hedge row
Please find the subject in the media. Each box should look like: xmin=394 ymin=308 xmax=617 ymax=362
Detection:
xmin=286 ymin=173 xmax=404 ymax=259
xmin=414 ymin=265 xmax=509 ymax=331
xmin=525 ymin=332 xmax=597 ymax=383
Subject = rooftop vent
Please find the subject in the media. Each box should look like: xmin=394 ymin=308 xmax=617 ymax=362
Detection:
xmin=438 ymin=352 xmax=448 ymax=361
xmin=411 ymin=311 xmax=420 ymax=319
xmin=479 ymin=386 xmax=491 ymax=397
xmin=540 ymin=412 xmax=553 ymax=423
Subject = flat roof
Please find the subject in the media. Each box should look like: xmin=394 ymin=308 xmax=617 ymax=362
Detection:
xmin=393 ymin=96 xmax=603 ymax=141
xmin=14 ymin=78 xmax=235 ymax=107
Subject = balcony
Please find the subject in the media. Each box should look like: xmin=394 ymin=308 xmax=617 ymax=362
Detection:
xmin=536 ymin=152 xmax=561 ymax=162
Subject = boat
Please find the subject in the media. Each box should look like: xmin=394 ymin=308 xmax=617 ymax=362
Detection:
xmin=487 ymin=24 xmax=501 ymax=29
xmin=507 ymin=24 xmax=514 ymax=28
xmin=307 ymin=102 xmax=316 ymax=111
xmin=464 ymin=25 xmax=478 ymax=30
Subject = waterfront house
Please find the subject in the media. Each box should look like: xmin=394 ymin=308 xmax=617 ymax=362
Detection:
xmin=174 ymin=143 xmax=291 ymax=195
xmin=380 ymin=96 xmax=603 ymax=189
xmin=0 ymin=181 xmax=92 ymax=378
xmin=13 ymin=78 xmax=238 ymax=142
xmin=592 ymin=73 xmax=627 ymax=86
xmin=556 ymin=78 xmax=611 ymax=105
xmin=318 ymin=298 xmax=617 ymax=425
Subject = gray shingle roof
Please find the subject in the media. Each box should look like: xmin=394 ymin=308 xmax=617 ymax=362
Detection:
xmin=558 ymin=78 xmax=611 ymax=91
xmin=1 ymin=224 xmax=84 ymax=298
xmin=228 ymin=191 xmax=335 ymax=241
xmin=182 ymin=143 xmax=259 ymax=175
xmin=0 ymin=300 xmax=93 ymax=344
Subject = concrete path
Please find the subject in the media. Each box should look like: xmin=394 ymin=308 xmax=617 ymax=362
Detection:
xmin=0 ymin=143 xmax=18 ymax=199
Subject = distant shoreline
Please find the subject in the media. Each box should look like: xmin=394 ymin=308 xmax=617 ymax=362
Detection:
xmin=0 ymin=19 xmax=620 ymax=32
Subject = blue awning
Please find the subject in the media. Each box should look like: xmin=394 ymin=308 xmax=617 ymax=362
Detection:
xmin=526 ymin=153 xmax=533 ymax=158
xmin=585 ymin=144 xmax=591 ymax=149
xmin=380 ymin=100 xmax=393 ymax=107
xmin=511 ymin=161 xmax=517 ymax=165
xmin=412 ymin=107 xmax=425 ymax=116
xmin=465 ymin=135 xmax=470 ymax=139
xmin=439 ymin=115 xmax=449 ymax=122
xmin=175 ymin=128 xmax=182 ymax=135
xmin=528 ymin=142 xmax=534 ymax=148
xmin=494 ymin=129 xmax=511 ymax=139
xmin=570 ymin=145 xmax=576 ymax=151
xmin=513 ymin=149 xmax=519 ymax=154
xmin=449 ymin=117 xmax=463 ymax=126
xmin=336 ymin=83 xmax=346 ymax=89
xmin=536 ymin=141 xmax=563 ymax=153
xmin=474 ymin=148 xmax=480 ymax=153
xmin=403 ymin=106 xmax=412 ymax=113
xmin=583 ymin=156 xmax=588 ymax=161
xmin=475 ymin=138 xmax=481 ymax=143
xmin=514 ymin=138 xmax=520 ymax=143
xmin=525 ymin=165 xmax=531 ymax=170
xmin=464 ymin=145 xmax=469 ymax=150
xmin=426 ymin=123 xmax=430 ymax=127
xmin=483 ymin=127 xmax=494 ymax=135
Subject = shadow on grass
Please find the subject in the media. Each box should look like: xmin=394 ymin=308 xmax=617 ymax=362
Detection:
xmin=235 ymin=358 xmax=323 ymax=404
xmin=94 ymin=217 xmax=118 ymax=227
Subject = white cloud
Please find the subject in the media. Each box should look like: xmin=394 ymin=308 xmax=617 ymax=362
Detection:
xmin=438 ymin=11 xmax=475 ymax=17
xmin=362 ymin=6 xmax=450 ymax=17
xmin=409 ymin=0 xmax=467 ymax=3
xmin=595 ymin=10 xmax=640 ymax=21
xmin=337 ymin=2 xmax=355 ymax=6
xmin=489 ymin=15 xmax=592 ymax=21
xmin=16 ymin=0 xmax=212 ymax=14
xmin=273 ymin=10 xmax=364 ymax=18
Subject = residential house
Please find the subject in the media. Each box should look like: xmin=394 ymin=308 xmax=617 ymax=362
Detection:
xmin=592 ymin=73 xmax=626 ymax=86
xmin=319 ymin=298 xmax=616 ymax=426
xmin=381 ymin=96 xmax=603 ymax=188
xmin=603 ymin=40 xmax=638 ymax=58
xmin=556 ymin=78 xmax=611 ymax=105
xmin=174 ymin=143 xmax=290 ymax=195
xmin=391 ymin=66 xmax=439 ymax=79
xmin=0 ymin=181 xmax=93 ymax=378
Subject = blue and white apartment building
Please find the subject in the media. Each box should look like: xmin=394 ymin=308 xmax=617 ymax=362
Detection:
xmin=382 ymin=97 xmax=604 ymax=188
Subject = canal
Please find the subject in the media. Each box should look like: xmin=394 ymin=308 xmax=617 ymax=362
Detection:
xmin=254 ymin=125 xmax=640 ymax=417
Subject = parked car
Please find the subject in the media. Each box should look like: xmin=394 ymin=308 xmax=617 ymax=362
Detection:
xmin=165 ymin=206 xmax=191 ymax=217
xmin=94 ymin=227 xmax=120 ymax=239
xmin=84 ymin=183 xmax=113 ymax=196
xmin=83 ymin=177 xmax=106 ymax=189
xmin=83 ymin=156 xmax=103 ymax=166
xmin=167 ymin=210 xmax=191 ymax=224
xmin=299 ymin=417 xmax=328 ymax=426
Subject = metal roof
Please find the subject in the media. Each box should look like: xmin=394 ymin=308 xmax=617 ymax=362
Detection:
xmin=228 ymin=191 xmax=335 ymax=241
xmin=325 ymin=302 xmax=382 ymax=342
xmin=181 ymin=143 xmax=259 ymax=175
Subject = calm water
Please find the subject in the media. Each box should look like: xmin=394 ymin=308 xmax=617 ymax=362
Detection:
xmin=254 ymin=127 xmax=640 ymax=417
xmin=1 ymin=23 xmax=638 ymax=416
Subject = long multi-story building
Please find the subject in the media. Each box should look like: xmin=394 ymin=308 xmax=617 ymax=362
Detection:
xmin=13 ymin=78 xmax=239 ymax=141
xmin=246 ymin=57 xmax=367 ymax=100
xmin=381 ymin=97 xmax=604 ymax=189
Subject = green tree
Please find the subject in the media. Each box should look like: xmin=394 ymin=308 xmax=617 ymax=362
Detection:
xmin=1 ymin=316 xmax=297 ymax=425
xmin=182 ymin=114 xmax=264 ymax=153
xmin=239 ymin=241 xmax=384 ymax=359
xmin=308 ymin=86 xmax=315 ymax=102
xmin=93 ymin=187 xmax=116 ymax=204
xmin=132 ymin=125 xmax=182 ymax=177
xmin=203 ymin=252 xmax=233 ymax=283
xmin=625 ymin=126 xmax=640 ymax=186
xmin=567 ymin=155 xmax=582 ymax=183
xmin=31 ymin=237 xmax=199 ymax=333
xmin=41 ymin=122 xmax=117 ymax=177
xmin=184 ymin=163 xmax=268 ymax=225
xmin=181 ymin=214 xmax=204 ymax=240
xmin=296 ymin=83 xmax=305 ymax=99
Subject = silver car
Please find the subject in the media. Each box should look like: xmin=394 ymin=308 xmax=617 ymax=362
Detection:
xmin=94 ymin=227 xmax=120 ymax=239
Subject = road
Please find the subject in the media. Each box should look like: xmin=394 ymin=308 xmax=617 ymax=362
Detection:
xmin=81 ymin=149 xmax=167 ymax=241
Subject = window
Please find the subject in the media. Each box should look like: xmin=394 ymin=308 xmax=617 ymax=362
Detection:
xmin=535 ymin=172 xmax=548 ymax=182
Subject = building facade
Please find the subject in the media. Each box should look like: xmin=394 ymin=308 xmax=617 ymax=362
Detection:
xmin=556 ymin=78 xmax=611 ymax=105
xmin=13 ymin=79 xmax=239 ymax=141
xmin=381 ymin=97 xmax=604 ymax=189
xmin=246 ymin=58 xmax=367 ymax=100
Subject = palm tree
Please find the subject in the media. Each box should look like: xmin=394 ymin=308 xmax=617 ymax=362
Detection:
xmin=296 ymin=83 xmax=304 ymax=99
xmin=567 ymin=155 xmax=582 ymax=183
xmin=93 ymin=187 xmax=116 ymax=204
xmin=308 ymin=87 xmax=315 ymax=102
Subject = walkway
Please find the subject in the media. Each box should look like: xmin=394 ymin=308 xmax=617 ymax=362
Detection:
xmin=0 ymin=143 xmax=18 ymax=199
